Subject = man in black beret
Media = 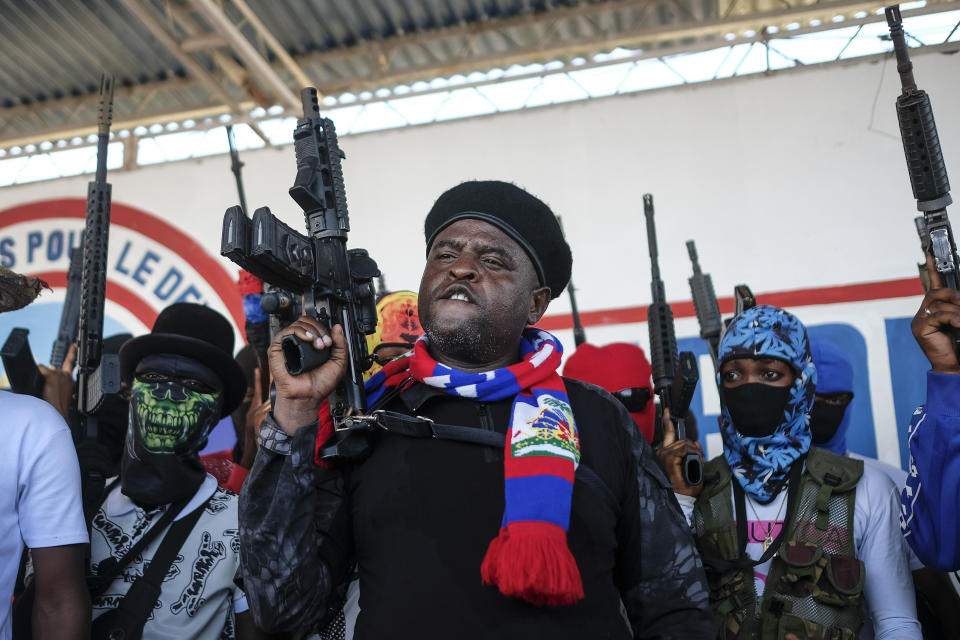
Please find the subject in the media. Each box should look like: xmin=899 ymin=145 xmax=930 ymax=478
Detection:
xmin=87 ymin=302 xmax=267 ymax=640
xmin=239 ymin=181 xmax=713 ymax=639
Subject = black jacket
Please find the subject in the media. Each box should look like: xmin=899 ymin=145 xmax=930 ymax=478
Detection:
xmin=239 ymin=378 xmax=713 ymax=639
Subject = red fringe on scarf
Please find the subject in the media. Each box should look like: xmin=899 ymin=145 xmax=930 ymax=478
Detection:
xmin=481 ymin=522 xmax=584 ymax=606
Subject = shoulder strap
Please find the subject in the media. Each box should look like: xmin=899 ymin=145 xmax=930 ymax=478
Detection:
xmin=92 ymin=493 xmax=213 ymax=640
xmin=804 ymin=447 xmax=863 ymax=490
xmin=367 ymin=377 xmax=415 ymax=413
xmin=371 ymin=410 xmax=621 ymax=515
xmin=803 ymin=448 xmax=862 ymax=533
xmin=87 ymin=482 xmax=194 ymax=599
xmin=702 ymin=459 xmax=804 ymax=573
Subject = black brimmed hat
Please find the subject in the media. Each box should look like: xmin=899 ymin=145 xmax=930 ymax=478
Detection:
xmin=119 ymin=303 xmax=246 ymax=417
xmin=424 ymin=180 xmax=572 ymax=299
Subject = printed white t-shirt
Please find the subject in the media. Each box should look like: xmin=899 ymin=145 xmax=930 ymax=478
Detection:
xmin=90 ymin=474 xmax=248 ymax=640
xmin=677 ymin=461 xmax=922 ymax=640
xmin=0 ymin=391 xmax=89 ymax=640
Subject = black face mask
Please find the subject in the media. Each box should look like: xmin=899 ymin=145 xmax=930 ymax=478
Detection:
xmin=723 ymin=383 xmax=791 ymax=438
xmin=809 ymin=400 xmax=848 ymax=444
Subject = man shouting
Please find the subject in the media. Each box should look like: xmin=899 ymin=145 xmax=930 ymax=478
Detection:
xmin=239 ymin=181 xmax=712 ymax=639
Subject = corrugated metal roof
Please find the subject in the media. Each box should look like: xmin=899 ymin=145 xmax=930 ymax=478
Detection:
xmin=0 ymin=0 xmax=953 ymax=148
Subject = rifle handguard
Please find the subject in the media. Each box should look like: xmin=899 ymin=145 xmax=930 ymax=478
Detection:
xmin=281 ymin=334 xmax=330 ymax=375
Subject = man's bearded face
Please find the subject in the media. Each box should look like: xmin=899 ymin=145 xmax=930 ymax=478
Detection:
xmin=418 ymin=219 xmax=547 ymax=366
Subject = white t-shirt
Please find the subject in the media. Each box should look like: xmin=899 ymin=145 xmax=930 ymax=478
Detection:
xmin=0 ymin=391 xmax=88 ymax=640
xmin=90 ymin=474 xmax=248 ymax=640
xmin=677 ymin=461 xmax=922 ymax=640
xmin=849 ymin=452 xmax=907 ymax=492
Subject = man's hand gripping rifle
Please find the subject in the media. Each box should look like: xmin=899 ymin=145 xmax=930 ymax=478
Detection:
xmin=644 ymin=195 xmax=702 ymax=486
xmin=221 ymin=88 xmax=380 ymax=428
xmin=887 ymin=5 xmax=960 ymax=357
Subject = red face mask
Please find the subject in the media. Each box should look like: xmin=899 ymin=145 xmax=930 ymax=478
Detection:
xmin=562 ymin=342 xmax=656 ymax=443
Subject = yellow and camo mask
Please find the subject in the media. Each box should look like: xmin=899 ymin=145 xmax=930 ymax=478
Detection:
xmin=364 ymin=291 xmax=424 ymax=381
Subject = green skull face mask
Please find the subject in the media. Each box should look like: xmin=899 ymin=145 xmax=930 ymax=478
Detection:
xmin=130 ymin=379 xmax=222 ymax=455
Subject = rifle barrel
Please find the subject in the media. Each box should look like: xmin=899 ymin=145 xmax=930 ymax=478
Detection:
xmin=885 ymin=6 xmax=917 ymax=91
xmin=643 ymin=194 xmax=661 ymax=283
xmin=94 ymin=75 xmax=113 ymax=185
xmin=686 ymin=241 xmax=702 ymax=274
xmin=226 ymin=125 xmax=248 ymax=215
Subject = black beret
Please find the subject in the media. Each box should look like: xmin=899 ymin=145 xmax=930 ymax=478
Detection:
xmin=423 ymin=181 xmax=572 ymax=299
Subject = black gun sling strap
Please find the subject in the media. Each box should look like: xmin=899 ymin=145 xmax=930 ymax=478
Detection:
xmin=326 ymin=409 xmax=620 ymax=515
xmin=87 ymin=479 xmax=192 ymax=599
xmin=91 ymin=494 xmax=212 ymax=640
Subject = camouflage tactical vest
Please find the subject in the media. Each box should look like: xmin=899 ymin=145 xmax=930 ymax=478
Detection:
xmin=693 ymin=448 xmax=865 ymax=640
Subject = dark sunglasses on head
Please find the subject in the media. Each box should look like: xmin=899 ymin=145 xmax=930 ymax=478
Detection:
xmin=612 ymin=387 xmax=652 ymax=413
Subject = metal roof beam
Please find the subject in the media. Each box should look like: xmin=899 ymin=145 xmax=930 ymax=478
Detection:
xmin=310 ymin=0 xmax=959 ymax=92
xmin=188 ymin=0 xmax=300 ymax=108
xmin=180 ymin=31 xmax=229 ymax=52
xmin=228 ymin=0 xmax=314 ymax=89
xmin=2 ymin=34 xmax=958 ymax=168
xmin=0 ymin=100 xmax=260 ymax=150
xmin=0 ymin=77 xmax=195 ymax=124
xmin=160 ymin=2 xmax=248 ymax=87
xmin=2 ymin=0 xmax=959 ymax=148
xmin=116 ymin=0 xmax=241 ymax=109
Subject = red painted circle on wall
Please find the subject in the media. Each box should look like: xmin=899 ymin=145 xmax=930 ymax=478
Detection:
xmin=0 ymin=199 xmax=242 ymax=330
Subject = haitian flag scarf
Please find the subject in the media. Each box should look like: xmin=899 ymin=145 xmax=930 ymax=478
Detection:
xmin=341 ymin=328 xmax=584 ymax=606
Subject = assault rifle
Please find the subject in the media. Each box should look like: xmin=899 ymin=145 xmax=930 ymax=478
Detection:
xmin=76 ymin=74 xmax=122 ymax=429
xmin=222 ymin=88 xmax=380 ymax=427
xmin=887 ymin=4 xmax=958 ymax=352
xmin=74 ymin=73 xmax=122 ymax=526
xmin=686 ymin=240 xmax=722 ymax=367
xmin=556 ymin=216 xmax=586 ymax=347
xmin=644 ymin=194 xmax=702 ymax=486
xmin=51 ymin=240 xmax=85 ymax=368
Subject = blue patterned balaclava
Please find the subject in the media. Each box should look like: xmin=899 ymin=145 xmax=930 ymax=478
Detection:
xmin=718 ymin=305 xmax=817 ymax=502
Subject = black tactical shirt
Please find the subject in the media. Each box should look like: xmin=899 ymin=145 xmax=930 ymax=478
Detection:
xmin=239 ymin=378 xmax=713 ymax=639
